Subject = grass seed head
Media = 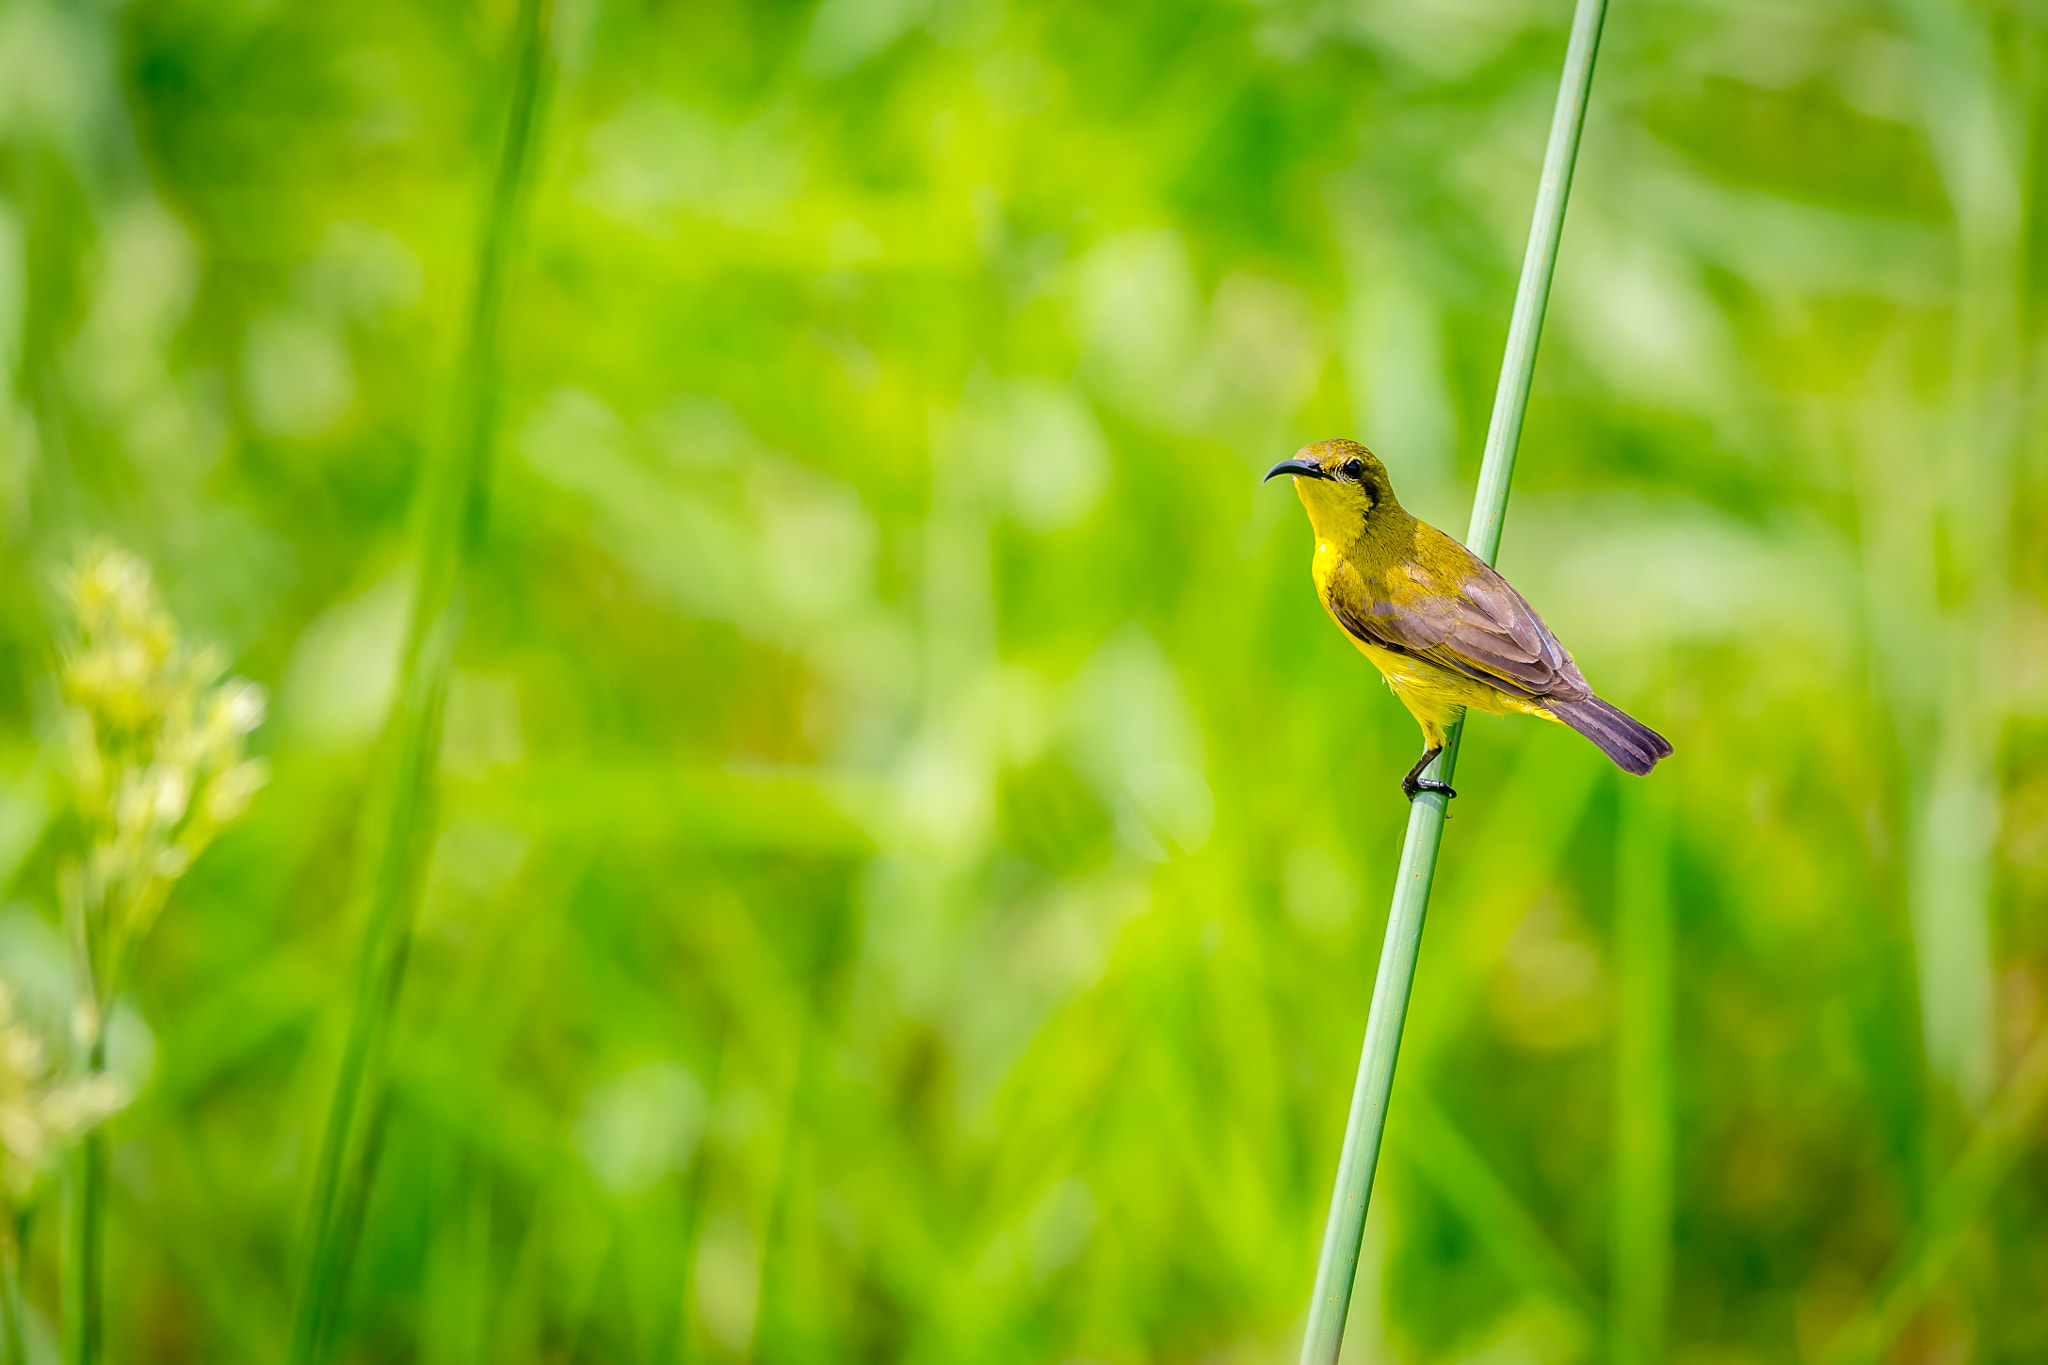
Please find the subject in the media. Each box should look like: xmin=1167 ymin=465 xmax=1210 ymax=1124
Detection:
xmin=54 ymin=546 xmax=270 ymax=987
xmin=0 ymin=983 xmax=128 ymax=1204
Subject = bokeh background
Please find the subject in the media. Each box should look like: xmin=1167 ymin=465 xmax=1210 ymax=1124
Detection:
xmin=2 ymin=0 xmax=2046 ymax=1360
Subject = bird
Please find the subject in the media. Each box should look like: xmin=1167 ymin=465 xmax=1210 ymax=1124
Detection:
xmin=1265 ymin=438 xmax=1671 ymax=800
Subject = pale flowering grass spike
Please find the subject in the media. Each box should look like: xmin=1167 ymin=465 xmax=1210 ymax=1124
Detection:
xmin=0 ymin=985 xmax=127 ymax=1208
xmin=55 ymin=545 xmax=269 ymax=1025
xmin=48 ymin=546 xmax=265 ymax=1365
xmin=0 ymin=980 xmax=126 ymax=1365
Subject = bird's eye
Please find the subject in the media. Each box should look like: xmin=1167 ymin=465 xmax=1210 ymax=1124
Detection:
xmin=1343 ymin=458 xmax=1366 ymax=480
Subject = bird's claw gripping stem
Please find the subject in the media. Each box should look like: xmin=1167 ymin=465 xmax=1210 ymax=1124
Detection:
xmin=1401 ymin=746 xmax=1457 ymax=802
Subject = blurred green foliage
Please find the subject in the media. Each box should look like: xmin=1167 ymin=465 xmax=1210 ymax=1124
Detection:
xmin=1 ymin=0 xmax=2046 ymax=1362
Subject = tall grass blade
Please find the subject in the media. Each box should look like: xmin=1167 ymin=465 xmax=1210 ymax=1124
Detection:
xmin=3 ymin=1213 xmax=28 ymax=1365
xmin=1611 ymin=784 xmax=1672 ymax=1365
xmin=285 ymin=4 xmax=554 ymax=1360
xmin=1295 ymin=0 xmax=1608 ymax=1358
xmin=17 ymin=113 xmax=93 ymax=1365
xmin=66 ymin=1080 xmax=106 ymax=1365
xmin=1821 ymin=1025 xmax=2048 ymax=1365
xmin=1401 ymin=1095 xmax=1602 ymax=1332
xmin=1889 ymin=0 xmax=2021 ymax=1123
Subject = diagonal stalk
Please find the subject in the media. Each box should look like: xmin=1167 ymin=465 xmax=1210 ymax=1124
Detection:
xmin=4 ymin=1211 xmax=29 ymax=1365
xmin=285 ymin=3 xmax=554 ymax=1360
xmin=1295 ymin=0 xmax=1609 ymax=1358
xmin=66 ymin=1046 xmax=106 ymax=1365
xmin=1400 ymin=1095 xmax=1603 ymax=1332
xmin=1611 ymin=783 xmax=1673 ymax=1365
xmin=65 ymin=879 xmax=110 ymax=1365
xmin=1821 ymin=1024 xmax=2048 ymax=1365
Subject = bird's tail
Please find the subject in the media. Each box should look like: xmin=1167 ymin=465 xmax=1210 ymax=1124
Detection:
xmin=1545 ymin=695 xmax=1673 ymax=776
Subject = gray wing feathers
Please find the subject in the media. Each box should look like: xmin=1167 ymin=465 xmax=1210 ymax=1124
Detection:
xmin=1331 ymin=549 xmax=1587 ymax=702
xmin=1442 ymin=572 xmax=1578 ymax=696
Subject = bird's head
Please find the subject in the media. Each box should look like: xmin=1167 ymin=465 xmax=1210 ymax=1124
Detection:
xmin=1263 ymin=439 xmax=1399 ymax=538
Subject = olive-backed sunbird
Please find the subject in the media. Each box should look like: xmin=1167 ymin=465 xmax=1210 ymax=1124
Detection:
xmin=1266 ymin=438 xmax=1672 ymax=800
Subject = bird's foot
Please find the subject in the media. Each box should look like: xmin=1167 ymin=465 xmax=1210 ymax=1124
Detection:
xmin=1401 ymin=745 xmax=1454 ymax=802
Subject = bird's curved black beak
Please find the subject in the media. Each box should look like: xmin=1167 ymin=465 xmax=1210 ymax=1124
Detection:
xmin=1263 ymin=457 xmax=1328 ymax=483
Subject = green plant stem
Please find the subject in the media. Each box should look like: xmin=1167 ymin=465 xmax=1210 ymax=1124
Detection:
xmin=285 ymin=4 xmax=553 ymax=1361
xmin=4 ymin=1210 xmax=29 ymax=1365
xmin=1612 ymin=784 xmax=1673 ymax=1365
xmin=1295 ymin=0 xmax=1608 ymax=1358
xmin=1822 ymin=1024 xmax=2048 ymax=1365
xmin=66 ymin=1035 xmax=107 ymax=1365
xmin=1401 ymin=1095 xmax=1602 ymax=1331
